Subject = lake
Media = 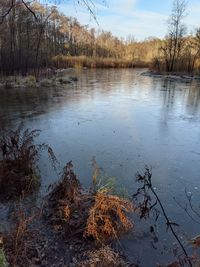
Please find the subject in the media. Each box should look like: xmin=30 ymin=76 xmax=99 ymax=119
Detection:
xmin=1 ymin=68 xmax=200 ymax=266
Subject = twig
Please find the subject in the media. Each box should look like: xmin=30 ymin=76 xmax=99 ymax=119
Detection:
xmin=133 ymin=168 xmax=192 ymax=267
xmin=150 ymin=186 xmax=192 ymax=267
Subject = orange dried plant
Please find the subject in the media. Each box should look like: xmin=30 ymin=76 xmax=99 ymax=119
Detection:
xmin=84 ymin=193 xmax=134 ymax=243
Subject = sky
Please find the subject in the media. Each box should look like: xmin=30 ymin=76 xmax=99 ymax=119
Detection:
xmin=56 ymin=0 xmax=200 ymax=40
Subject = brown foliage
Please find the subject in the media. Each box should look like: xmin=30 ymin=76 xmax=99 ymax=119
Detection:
xmin=84 ymin=192 xmax=134 ymax=243
xmin=0 ymin=125 xmax=41 ymax=201
xmin=0 ymin=124 xmax=56 ymax=201
xmin=47 ymin=161 xmax=92 ymax=237
xmin=49 ymin=161 xmax=80 ymax=203
xmin=47 ymin=162 xmax=134 ymax=243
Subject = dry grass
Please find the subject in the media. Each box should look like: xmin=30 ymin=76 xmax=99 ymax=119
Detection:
xmin=52 ymin=55 xmax=139 ymax=69
xmin=84 ymin=192 xmax=134 ymax=243
xmin=151 ymin=57 xmax=200 ymax=74
xmin=4 ymin=205 xmax=40 ymax=267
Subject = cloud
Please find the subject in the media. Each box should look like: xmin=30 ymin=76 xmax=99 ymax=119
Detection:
xmin=97 ymin=10 xmax=167 ymax=40
xmin=106 ymin=0 xmax=138 ymax=14
xmin=56 ymin=0 xmax=200 ymax=40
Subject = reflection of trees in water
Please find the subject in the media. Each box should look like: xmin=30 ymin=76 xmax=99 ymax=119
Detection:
xmin=1 ymin=70 xmax=200 ymax=130
xmin=159 ymin=79 xmax=200 ymax=123
xmin=161 ymin=80 xmax=176 ymax=119
xmin=79 ymin=69 xmax=140 ymax=94
xmin=0 ymin=83 xmax=81 ymax=128
xmin=185 ymin=81 xmax=200 ymax=116
xmin=147 ymin=78 xmax=177 ymax=129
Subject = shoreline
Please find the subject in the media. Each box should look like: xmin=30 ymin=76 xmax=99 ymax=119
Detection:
xmin=0 ymin=66 xmax=149 ymax=89
xmin=141 ymin=70 xmax=200 ymax=82
xmin=0 ymin=71 xmax=79 ymax=89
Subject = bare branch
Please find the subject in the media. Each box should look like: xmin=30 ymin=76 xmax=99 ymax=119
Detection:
xmin=22 ymin=0 xmax=37 ymax=20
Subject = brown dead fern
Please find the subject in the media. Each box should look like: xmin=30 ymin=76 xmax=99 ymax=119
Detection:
xmin=47 ymin=161 xmax=90 ymax=237
xmin=84 ymin=192 xmax=134 ymax=243
xmin=0 ymin=125 xmax=41 ymax=201
xmin=0 ymin=124 xmax=57 ymax=201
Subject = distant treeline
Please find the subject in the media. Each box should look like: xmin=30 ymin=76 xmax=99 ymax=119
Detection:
xmin=0 ymin=0 xmax=199 ymax=75
xmin=0 ymin=1 xmax=160 ymax=75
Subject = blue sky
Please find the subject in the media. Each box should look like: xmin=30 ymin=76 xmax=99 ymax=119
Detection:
xmin=57 ymin=0 xmax=200 ymax=40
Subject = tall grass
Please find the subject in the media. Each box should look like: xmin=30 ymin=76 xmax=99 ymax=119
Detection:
xmin=52 ymin=55 xmax=149 ymax=69
xmin=151 ymin=57 xmax=200 ymax=75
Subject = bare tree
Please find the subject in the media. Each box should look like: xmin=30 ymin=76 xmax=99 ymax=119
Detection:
xmin=161 ymin=0 xmax=187 ymax=72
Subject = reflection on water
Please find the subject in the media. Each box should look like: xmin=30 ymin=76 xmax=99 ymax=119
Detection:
xmin=0 ymin=69 xmax=200 ymax=266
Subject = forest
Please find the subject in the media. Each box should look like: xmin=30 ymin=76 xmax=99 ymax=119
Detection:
xmin=0 ymin=0 xmax=161 ymax=76
xmin=0 ymin=1 xmax=199 ymax=76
